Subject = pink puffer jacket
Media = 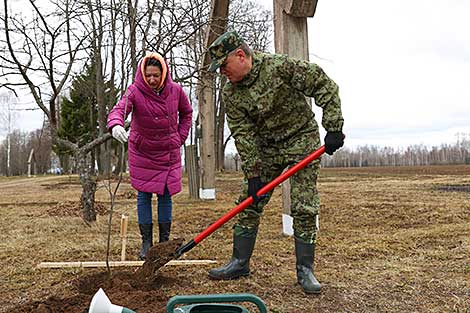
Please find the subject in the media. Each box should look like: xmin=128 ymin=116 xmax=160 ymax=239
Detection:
xmin=107 ymin=53 xmax=192 ymax=196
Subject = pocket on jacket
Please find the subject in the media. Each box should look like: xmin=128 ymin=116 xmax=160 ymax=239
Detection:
xmin=178 ymin=133 xmax=184 ymax=146
xmin=169 ymin=133 xmax=181 ymax=149
xmin=129 ymin=132 xmax=144 ymax=151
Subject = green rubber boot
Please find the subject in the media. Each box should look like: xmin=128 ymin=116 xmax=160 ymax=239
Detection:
xmin=209 ymin=231 xmax=257 ymax=280
xmin=295 ymin=237 xmax=321 ymax=294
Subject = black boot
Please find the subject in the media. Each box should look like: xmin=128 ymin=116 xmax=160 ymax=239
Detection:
xmin=295 ymin=237 xmax=321 ymax=294
xmin=208 ymin=232 xmax=257 ymax=280
xmin=139 ymin=223 xmax=153 ymax=260
xmin=158 ymin=222 xmax=171 ymax=243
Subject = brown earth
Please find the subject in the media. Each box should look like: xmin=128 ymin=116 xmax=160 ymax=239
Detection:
xmin=1 ymin=165 xmax=469 ymax=312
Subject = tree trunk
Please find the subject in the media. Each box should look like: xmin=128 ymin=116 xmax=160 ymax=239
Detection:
xmin=197 ymin=0 xmax=230 ymax=199
xmin=274 ymin=0 xmax=317 ymax=236
xmin=96 ymin=9 xmax=111 ymax=175
xmin=77 ymin=150 xmax=97 ymax=222
xmin=215 ymin=76 xmax=227 ymax=171
xmin=127 ymin=0 xmax=138 ymax=77
xmin=113 ymin=145 xmax=126 ymax=175
xmin=59 ymin=154 xmax=70 ymax=173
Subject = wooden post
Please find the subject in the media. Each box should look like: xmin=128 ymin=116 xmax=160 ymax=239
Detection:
xmin=37 ymin=260 xmax=217 ymax=269
xmin=120 ymin=214 xmax=128 ymax=261
xmin=185 ymin=144 xmax=200 ymax=199
xmin=27 ymin=148 xmax=35 ymax=177
xmin=198 ymin=75 xmax=217 ymax=199
xmin=274 ymin=0 xmax=318 ymax=236
xmin=197 ymin=0 xmax=230 ymax=200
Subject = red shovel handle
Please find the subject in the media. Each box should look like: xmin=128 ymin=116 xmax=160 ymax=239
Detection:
xmin=175 ymin=146 xmax=325 ymax=256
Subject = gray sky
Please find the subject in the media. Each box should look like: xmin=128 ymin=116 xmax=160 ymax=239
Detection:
xmin=258 ymin=0 xmax=470 ymax=148
xmin=5 ymin=0 xmax=470 ymax=150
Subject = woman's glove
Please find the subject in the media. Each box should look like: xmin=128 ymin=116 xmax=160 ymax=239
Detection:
xmin=112 ymin=125 xmax=128 ymax=144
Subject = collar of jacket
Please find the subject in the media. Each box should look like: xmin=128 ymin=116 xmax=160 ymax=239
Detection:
xmin=237 ymin=52 xmax=264 ymax=87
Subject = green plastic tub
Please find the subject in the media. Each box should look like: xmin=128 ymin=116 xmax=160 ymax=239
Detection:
xmin=166 ymin=293 xmax=267 ymax=313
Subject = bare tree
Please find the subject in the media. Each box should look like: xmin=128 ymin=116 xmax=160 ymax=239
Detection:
xmin=1 ymin=0 xmax=276 ymax=217
xmin=2 ymin=0 xmax=112 ymax=221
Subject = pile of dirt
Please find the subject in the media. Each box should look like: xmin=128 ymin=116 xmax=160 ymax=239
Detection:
xmin=15 ymin=271 xmax=174 ymax=313
xmin=15 ymin=239 xmax=185 ymax=313
xmin=17 ymin=294 xmax=91 ymax=313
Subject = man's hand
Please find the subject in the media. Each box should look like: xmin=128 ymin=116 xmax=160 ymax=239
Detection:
xmin=248 ymin=177 xmax=265 ymax=206
xmin=324 ymin=131 xmax=345 ymax=155
xmin=112 ymin=125 xmax=128 ymax=144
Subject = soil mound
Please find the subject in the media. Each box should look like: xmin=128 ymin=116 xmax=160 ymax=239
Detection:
xmin=15 ymin=239 xmax=185 ymax=313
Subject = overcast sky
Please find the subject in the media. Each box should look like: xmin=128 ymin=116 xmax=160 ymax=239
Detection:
xmin=258 ymin=0 xmax=470 ymax=148
xmin=3 ymin=0 xmax=470 ymax=150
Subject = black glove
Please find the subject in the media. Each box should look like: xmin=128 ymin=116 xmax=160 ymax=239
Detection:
xmin=324 ymin=131 xmax=345 ymax=155
xmin=248 ymin=177 xmax=265 ymax=205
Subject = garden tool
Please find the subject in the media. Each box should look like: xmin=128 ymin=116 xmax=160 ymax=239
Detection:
xmin=142 ymin=146 xmax=325 ymax=275
xmin=175 ymin=145 xmax=325 ymax=257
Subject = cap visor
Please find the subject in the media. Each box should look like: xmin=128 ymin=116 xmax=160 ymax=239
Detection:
xmin=208 ymin=61 xmax=221 ymax=72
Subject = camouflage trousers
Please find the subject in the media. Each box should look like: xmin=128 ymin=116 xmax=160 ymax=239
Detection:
xmin=234 ymin=151 xmax=321 ymax=244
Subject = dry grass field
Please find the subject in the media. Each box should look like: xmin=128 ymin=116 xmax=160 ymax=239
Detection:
xmin=1 ymin=165 xmax=469 ymax=312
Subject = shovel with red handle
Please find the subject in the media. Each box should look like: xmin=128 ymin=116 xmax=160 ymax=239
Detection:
xmin=175 ymin=145 xmax=325 ymax=257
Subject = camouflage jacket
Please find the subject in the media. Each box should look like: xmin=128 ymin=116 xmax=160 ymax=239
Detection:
xmin=224 ymin=52 xmax=344 ymax=178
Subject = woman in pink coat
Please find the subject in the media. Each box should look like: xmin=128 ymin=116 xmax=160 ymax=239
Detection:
xmin=107 ymin=52 xmax=192 ymax=259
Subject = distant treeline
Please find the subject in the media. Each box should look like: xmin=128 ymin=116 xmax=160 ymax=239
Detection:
xmin=321 ymin=142 xmax=470 ymax=168
xmin=2 ymin=130 xmax=470 ymax=176
xmin=223 ymin=135 xmax=470 ymax=170
xmin=0 ymin=129 xmax=52 ymax=176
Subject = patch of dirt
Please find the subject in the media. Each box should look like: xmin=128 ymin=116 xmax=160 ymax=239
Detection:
xmin=433 ymin=184 xmax=470 ymax=192
xmin=97 ymin=174 xmax=131 ymax=184
xmin=118 ymin=189 xmax=137 ymax=199
xmin=42 ymin=181 xmax=81 ymax=190
xmin=16 ymin=294 xmax=91 ymax=313
xmin=15 ymin=239 xmax=185 ymax=313
xmin=46 ymin=201 xmax=109 ymax=217
xmin=15 ymin=270 xmax=176 ymax=313
xmin=11 ymin=236 xmax=189 ymax=311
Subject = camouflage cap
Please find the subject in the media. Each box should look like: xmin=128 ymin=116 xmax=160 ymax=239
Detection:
xmin=208 ymin=31 xmax=244 ymax=72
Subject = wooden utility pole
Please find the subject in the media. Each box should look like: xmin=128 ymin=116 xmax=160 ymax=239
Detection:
xmin=27 ymin=149 xmax=36 ymax=177
xmin=273 ymin=0 xmax=318 ymax=235
xmin=197 ymin=0 xmax=230 ymax=199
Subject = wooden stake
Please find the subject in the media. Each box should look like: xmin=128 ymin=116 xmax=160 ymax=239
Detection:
xmin=37 ymin=259 xmax=216 ymax=269
xmin=120 ymin=214 xmax=128 ymax=261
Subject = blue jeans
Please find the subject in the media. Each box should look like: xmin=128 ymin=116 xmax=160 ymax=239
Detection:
xmin=137 ymin=186 xmax=172 ymax=224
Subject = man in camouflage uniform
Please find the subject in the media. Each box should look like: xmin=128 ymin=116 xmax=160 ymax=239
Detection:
xmin=207 ymin=31 xmax=344 ymax=294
